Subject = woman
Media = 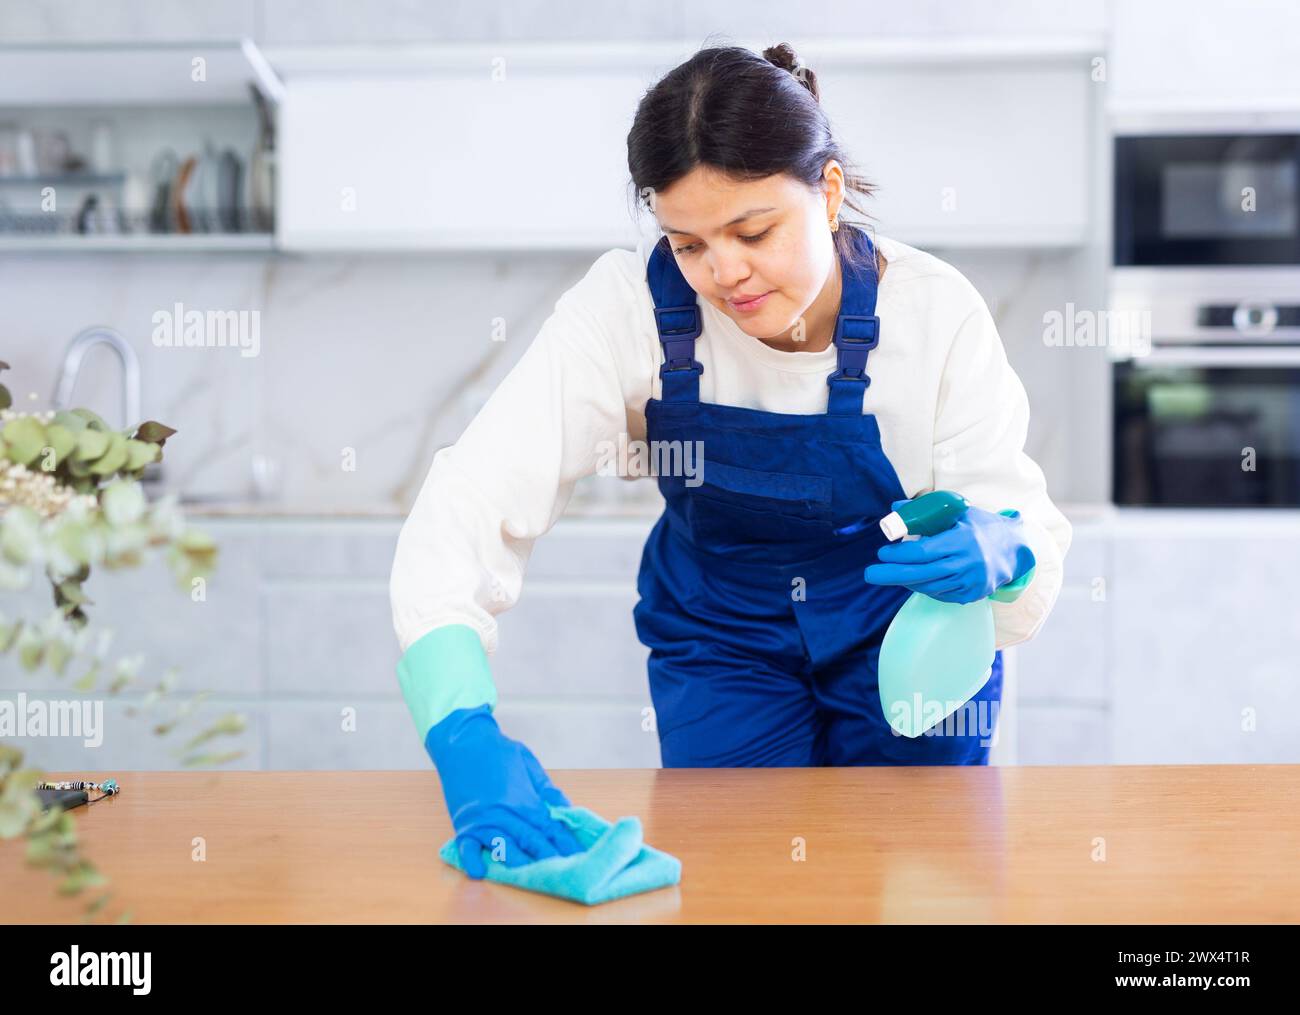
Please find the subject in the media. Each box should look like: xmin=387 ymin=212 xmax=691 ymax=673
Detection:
xmin=390 ymin=43 xmax=1072 ymax=875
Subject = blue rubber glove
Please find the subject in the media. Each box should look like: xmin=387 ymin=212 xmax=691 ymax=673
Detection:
xmin=424 ymin=704 xmax=585 ymax=879
xmin=864 ymin=500 xmax=1036 ymax=604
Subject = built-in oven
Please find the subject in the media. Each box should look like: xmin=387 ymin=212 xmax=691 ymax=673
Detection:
xmin=1111 ymin=125 xmax=1300 ymax=506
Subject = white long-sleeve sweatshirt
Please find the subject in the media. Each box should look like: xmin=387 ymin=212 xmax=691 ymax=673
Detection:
xmin=390 ymin=233 xmax=1073 ymax=666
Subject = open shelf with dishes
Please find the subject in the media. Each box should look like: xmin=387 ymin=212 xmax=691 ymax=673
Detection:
xmin=0 ymin=42 xmax=279 ymax=252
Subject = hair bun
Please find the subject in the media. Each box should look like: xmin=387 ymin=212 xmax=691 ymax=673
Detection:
xmin=762 ymin=42 xmax=819 ymax=102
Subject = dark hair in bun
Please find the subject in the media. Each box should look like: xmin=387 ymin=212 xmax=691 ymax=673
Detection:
xmin=627 ymin=40 xmax=877 ymax=270
xmin=762 ymin=42 xmax=820 ymax=102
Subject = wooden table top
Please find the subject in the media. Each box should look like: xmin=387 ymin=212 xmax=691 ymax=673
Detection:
xmin=4 ymin=765 xmax=1299 ymax=923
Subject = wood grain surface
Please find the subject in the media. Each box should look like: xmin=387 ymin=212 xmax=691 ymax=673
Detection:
xmin=3 ymin=765 xmax=1298 ymax=923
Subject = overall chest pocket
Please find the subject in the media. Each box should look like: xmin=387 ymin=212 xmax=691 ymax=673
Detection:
xmin=685 ymin=460 xmax=833 ymax=548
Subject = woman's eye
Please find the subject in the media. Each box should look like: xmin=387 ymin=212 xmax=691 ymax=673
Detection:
xmin=672 ymin=228 xmax=770 ymax=255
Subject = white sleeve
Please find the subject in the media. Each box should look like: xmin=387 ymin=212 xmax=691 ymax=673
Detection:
xmin=931 ymin=293 xmax=1074 ymax=649
xmin=389 ymin=256 xmax=635 ymax=656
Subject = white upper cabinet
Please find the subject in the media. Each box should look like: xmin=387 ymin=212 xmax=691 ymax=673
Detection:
xmin=0 ymin=40 xmax=280 ymax=106
xmin=1109 ymin=0 xmax=1300 ymax=115
xmin=274 ymin=50 xmax=659 ymax=251
xmin=816 ymin=59 xmax=1095 ymax=247
xmin=271 ymin=39 xmax=1099 ymax=252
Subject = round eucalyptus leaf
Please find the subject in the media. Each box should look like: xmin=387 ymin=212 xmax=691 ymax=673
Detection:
xmin=72 ymin=429 xmax=110 ymax=463
xmin=2 ymin=416 xmax=47 ymax=465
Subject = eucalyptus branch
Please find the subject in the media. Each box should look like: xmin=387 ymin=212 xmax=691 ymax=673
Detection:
xmin=1 ymin=360 xmax=240 ymax=922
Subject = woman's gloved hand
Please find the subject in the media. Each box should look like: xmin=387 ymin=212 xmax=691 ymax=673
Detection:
xmin=864 ymin=501 xmax=1036 ymax=604
xmin=424 ymin=704 xmax=585 ymax=879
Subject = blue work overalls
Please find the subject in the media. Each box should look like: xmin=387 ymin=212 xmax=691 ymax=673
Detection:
xmin=633 ymin=224 xmax=1003 ymax=767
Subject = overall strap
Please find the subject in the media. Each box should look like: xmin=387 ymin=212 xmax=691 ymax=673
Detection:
xmin=646 ymin=235 xmax=703 ymax=403
xmin=826 ymin=226 xmax=882 ymax=416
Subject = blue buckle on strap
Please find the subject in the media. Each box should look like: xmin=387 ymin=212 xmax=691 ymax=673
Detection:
xmin=829 ymin=313 xmax=880 ymax=382
xmin=654 ymin=304 xmax=703 ymax=372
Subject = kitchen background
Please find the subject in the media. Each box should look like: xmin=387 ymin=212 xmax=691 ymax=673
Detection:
xmin=2 ymin=0 xmax=1298 ymax=770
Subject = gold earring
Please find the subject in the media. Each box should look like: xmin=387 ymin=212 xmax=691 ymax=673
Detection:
xmin=829 ymin=217 xmax=839 ymax=232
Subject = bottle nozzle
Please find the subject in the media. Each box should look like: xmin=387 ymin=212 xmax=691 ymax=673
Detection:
xmin=879 ymin=510 xmax=909 ymax=542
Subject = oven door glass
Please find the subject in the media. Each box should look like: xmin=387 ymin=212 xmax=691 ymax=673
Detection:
xmin=1114 ymin=361 xmax=1300 ymax=505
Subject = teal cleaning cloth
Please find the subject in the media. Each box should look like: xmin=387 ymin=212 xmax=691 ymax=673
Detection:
xmin=439 ymin=804 xmax=681 ymax=905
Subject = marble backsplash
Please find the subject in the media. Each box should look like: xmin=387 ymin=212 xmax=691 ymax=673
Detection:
xmin=0 ymin=242 xmax=1102 ymax=515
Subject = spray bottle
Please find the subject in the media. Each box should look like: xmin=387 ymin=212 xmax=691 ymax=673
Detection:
xmin=876 ymin=490 xmax=1035 ymax=738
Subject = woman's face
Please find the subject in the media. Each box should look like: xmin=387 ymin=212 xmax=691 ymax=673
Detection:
xmin=652 ymin=163 xmax=843 ymax=342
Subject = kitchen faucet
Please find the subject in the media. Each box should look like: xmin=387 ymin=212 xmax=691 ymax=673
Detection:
xmin=51 ymin=326 xmax=142 ymax=429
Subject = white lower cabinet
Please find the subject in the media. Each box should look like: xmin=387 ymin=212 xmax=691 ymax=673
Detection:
xmin=10 ymin=512 xmax=1296 ymax=770
xmin=1109 ymin=527 xmax=1300 ymax=764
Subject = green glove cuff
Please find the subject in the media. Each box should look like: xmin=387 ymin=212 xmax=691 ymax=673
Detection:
xmin=991 ymin=563 xmax=1036 ymax=603
xmin=990 ymin=508 xmax=1036 ymax=604
xmin=396 ymin=623 xmax=498 ymax=741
